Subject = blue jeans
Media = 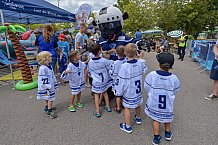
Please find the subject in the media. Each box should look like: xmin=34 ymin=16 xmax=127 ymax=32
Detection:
xmin=50 ymin=56 xmax=57 ymax=70
xmin=59 ymin=65 xmax=67 ymax=74
xmin=210 ymin=59 xmax=218 ymax=80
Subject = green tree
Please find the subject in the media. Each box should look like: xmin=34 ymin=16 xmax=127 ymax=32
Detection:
xmin=121 ymin=0 xmax=157 ymax=33
xmin=114 ymin=0 xmax=130 ymax=13
xmin=112 ymin=0 xmax=217 ymax=37
xmin=156 ymin=0 xmax=181 ymax=32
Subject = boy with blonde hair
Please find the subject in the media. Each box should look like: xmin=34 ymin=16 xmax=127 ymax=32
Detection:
xmin=37 ymin=51 xmax=58 ymax=119
xmin=114 ymin=43 xmax=148 ymax=133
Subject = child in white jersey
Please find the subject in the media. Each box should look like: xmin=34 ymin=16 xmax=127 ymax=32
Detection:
xmin=37 ymin=51 xmax=58 ymax=119
xmin=144 ymin=52 xmax=180 ymax=145
xmin=114 ymin=43 xmax=148 ymax=133
xmin=61 ymin=50 xmax=86 ymax=112
xmin=111 ymin=45 xmax=127 ymax=113
xmin=100 ymin=51 xmax=113 ymax=106
xmin=87 ymin=43 xmax=112 ymax=117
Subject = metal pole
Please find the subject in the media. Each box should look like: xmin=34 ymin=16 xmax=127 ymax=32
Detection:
xmin=0 ymin=9 xmax=15 ymax=89
xmin=122 ymin=0 xmax=124 ymax=11
xmin=57 ymin=0 xmax=60 ymax=7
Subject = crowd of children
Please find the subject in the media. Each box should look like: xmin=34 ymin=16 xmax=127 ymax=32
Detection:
xmin=36 ymin=42 xmax=180 ymax=145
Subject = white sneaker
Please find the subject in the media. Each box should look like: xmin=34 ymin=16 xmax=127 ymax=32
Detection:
xmin=205 ymin=94 xmax=217 ymax=101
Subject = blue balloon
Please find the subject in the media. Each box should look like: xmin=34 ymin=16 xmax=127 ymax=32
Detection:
xmin=89 ymin=25 xmax=93 ymax=30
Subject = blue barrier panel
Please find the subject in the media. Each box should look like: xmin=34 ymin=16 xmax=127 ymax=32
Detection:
xmin=191 ymin=40 xmax=196 ymax=51
xmin=192 ymin=39 xmax=216 ymax=71
xmin=192 ymin=40 xmax=203 ymax=62
xmin=205 ymin=43 xmax=215 ymax=71
xmin=199 ymin=42 xmax=209 ymax=67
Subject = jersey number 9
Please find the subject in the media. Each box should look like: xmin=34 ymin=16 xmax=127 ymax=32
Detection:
xmin=158 ymin=95 xmax=166 ymax=109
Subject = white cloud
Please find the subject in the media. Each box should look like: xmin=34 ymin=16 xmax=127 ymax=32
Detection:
xmin=45 ymin=0 xmax=117 ymax=14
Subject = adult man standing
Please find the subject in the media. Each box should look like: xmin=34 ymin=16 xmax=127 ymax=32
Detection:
xmin=178 ymin=32 xmax=188 ymax=61
xmin=75 ymin=23 xmax=87 ymax=50
xmin=135 ymin=29 xmax=142 ymax=40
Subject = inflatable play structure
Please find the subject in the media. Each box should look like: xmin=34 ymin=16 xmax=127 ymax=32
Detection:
xmin=0 ymin=25 xmax=38 ymax=90
xmin=0 ymin=40 xmax=36 ymax=63
xmin=0 ymin=0 xmax=76 ymax=90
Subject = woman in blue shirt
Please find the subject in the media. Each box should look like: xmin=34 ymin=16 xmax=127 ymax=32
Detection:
xmin=35 ymin=25 xmax=58 ymax=69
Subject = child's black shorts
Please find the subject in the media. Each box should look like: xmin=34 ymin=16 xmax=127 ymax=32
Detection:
xmin=89 ymin=77 xmax=93 ymax=86
xmin=116 ymin=96 xmax=123 ymax=99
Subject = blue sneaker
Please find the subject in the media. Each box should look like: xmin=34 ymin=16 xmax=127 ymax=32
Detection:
xmin=119 ymin=123 xmax=132 ymax=134
xmin=93 ymin=111 xmax=101 ymax=118
xmin=152 ymin=135 xmax=162 ymax=145
xmin=135 ymin=115 xmax=142 ymax=125
xmin=105 ymin=106 xmax=112 ymax=112
xmin=165 ymin=130 xmax=173 ymax=141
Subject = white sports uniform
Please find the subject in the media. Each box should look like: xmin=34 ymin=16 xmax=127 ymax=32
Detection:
xmin=110 ymin=57 xmax=127 ymax=91
xmin=61 ymin=61 xmax=86 ymax=95
xmin=144 ymin=70 xmax=180 ymax=123
xmin=107 ymin=59 xmax=114 ymax=88
xmin=114 ymin=59 xmax=148 ymax=108
xmin=87 ymin=57 xmax=112 ymax=93
xmin=37 ymin=65 xmax=58 ymax=101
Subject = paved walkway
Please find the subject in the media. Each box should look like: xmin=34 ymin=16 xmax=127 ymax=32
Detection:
xmin=0 ymin=67 xmax=11 ymax=88
xmin=0 ymin=52 xmax=217 ymax=145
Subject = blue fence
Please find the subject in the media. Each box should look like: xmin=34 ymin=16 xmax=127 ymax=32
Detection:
xmin=191 ymin=40 xmax=216 ymax=72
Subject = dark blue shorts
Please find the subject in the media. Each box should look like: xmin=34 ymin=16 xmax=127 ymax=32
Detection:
xmin=210 ymin=59 xmax=218 ymax=80
xmin=59 ymin=66 xmax=67 ymax=74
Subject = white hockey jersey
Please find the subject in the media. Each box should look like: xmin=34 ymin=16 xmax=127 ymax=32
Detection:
xmin=37 ymin=65 xmax=58 ymax=101
xmin=110 ymin=57 xmax=127 ymax=91
xmin=87 ymin=57 xmax=112 ymax=93
xmin=144 ymin=70 xmax=180 ymax=123
xmin=114 ymin=59 xmax=148 ymax=108
xmin=61 ymin=60 xmax=86 ymax=95
xmin=107 ymin=59 xmax=114 ymax=87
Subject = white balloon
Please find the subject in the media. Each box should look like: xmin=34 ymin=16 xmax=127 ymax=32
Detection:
xmin=89 ymin=17 xmax=94 ymax=23
xmin=86 ymin=19 xmax=91 ymax=24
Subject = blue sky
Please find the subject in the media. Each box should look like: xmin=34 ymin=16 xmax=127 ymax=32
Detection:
xmin=46 ymin=0 xmax=117 ymax=13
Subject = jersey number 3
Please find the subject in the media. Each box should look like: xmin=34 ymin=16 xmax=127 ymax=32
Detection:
xmin=135 ymin=80 xmax=141 ymax=94
xmin=158 ymin=95 xmax=166 ymax=109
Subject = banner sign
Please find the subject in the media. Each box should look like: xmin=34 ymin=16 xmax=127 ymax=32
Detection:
xmin=0 ymin=0 xmax=75 ymax=22
xmin=76 ymin=4 xmax=92 ymax=29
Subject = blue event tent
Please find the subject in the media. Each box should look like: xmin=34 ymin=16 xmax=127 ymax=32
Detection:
xmin=0 ymin=0 xmax=75 ymax=24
